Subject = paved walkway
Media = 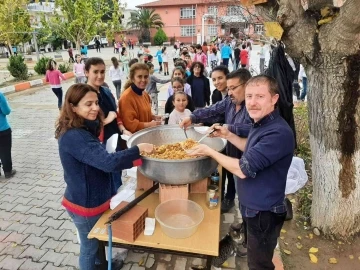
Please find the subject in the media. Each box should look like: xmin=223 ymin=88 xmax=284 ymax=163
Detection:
xmin=0 ymin=46 xmax=284 ymax=270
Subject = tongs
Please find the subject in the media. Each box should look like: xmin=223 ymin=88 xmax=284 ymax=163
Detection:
xmin=197 ymin=123 xmax=224 ymax=144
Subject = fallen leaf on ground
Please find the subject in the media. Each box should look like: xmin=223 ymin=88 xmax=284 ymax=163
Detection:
xmin=281 ymin=229 xmax=287 ymax=233
xmin=222 ymin=261 xmax=229 ymax=267
xmin=309 ymin=233 xmax=313 ymax=239
xmin=309 ymin=247 xmax=319 ymax=253
xmin=283 ymin=242 xmax=289 ymax=246
xmin=280 ymin=236 xmax=285 ymax=240
xmin=309 ymin=254 xmax=318 ymax=263
xmin=290 ymin=199 xmax=296 ymax=203
xmin=138 ymin=257 xmax=145 ymax=266
xmin=296 ymin=242 xmax=303 ymax=249
xmin=283 ymin=249 xmax=292 ymax=255
xmin=329 ymin=258 xmax=337 ymax=264
xmin=297 ymin=236 xmax=302 ymax=240
xmin=349 ymin=255 xmax=354 ymax=259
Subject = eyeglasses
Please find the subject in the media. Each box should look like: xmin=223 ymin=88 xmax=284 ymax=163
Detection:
xmin=228 ymin=83 xmax=245 ymax=92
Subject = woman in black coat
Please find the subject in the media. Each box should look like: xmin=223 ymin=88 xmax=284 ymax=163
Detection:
xmin=187 ymin=62 xmax=210 ymax=109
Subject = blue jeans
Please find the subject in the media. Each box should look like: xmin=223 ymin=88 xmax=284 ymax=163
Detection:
xmin=300 ymin=77 xmax=307 ymax=101
xmin=222 ymin=58 xmax=229 ymax=67
xmin=67 ymin=211 xmax=102 ymax=270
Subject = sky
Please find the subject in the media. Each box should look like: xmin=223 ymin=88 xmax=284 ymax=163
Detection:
xmin=125 ymin=0 xmax=154 ymax=9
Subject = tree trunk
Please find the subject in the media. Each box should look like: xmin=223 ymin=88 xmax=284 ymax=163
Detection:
xmin=7 ymin=39 xmax=13 ymax=56
xmin=307 ymin=53 xmax=360 ymax=237
xmin=76 ymin=39 xmax=81 ymax=51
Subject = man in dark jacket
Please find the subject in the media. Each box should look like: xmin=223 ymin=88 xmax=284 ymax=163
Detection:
xmin=187 ymin=62 xmax=210 ymax=108
xmin=188 ymin=75 xmax=294 ymax=270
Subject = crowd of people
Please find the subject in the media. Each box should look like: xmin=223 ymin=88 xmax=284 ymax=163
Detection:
xmin=0 ymin=38 xmax=301 ymax=270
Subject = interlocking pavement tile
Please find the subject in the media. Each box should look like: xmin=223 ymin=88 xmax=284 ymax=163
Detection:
xmin=8 ymin=212 xmax=29 ymax=223
xmin=156 ymin=262 xmax=168 ymax=270
xmin=159 ymin=254 xmax=172 ymax=262
xmin=124 ymin=251 xmax=148 ymax=264
xmin=45 ymin=187 xmax=63 ymax=195
xmin=19 ymin=258 xmax=47 ymax=270
xmin=23 ymin=224 xmax=48 ymax=237
xmin=41 ymin=238 xmax=66 ymax=252
xmin=0 ymin=242 xmax=8 ymax=253
xmin=60 ymin=241 xmax=80 ymax=255
xmin=17 ymin=184 xmax=34 ymax=192
xmin=0 ymin=231 xmax=11 ymax=241
xmin=59 ymin=220 xmax=75 ymax=231
xmin=27 ymin=199 xmax=47 ymax=207
xmin=17 ymin=190 xmax=34 ymax=198
xmin=0 ymin=255 xmax=26 ymax=270
xmin=0 ymin=243 xmax=27 ymax=258
xmin=42 ymin=200 xmax=62 ymax=211
xmin=0 ymin=202 xmax=17 ymax=211
xmin=22 ymin=235 xmax=48 ymax=248
xmin=59 ymin=230 xmax=77 ymax=244
xmin=57 ymin=211 xmax=70 ymax=220
xmin=2 ymin=189 xmax=18 ymax=197
xmin=42 ymin=194 xmax=63 ymax=202
xmin=26 ymin=207 xmax=48 ymax=216
xmin=0 ymin=210 xmax=15 ymax=220
xmin=61 ymin=253 xmax=79 ymax=268
xmin=41 ymin=227 xmax=65 ymax=241
xmin=39 ymin=249 xmax=67 ymax=267
xmin=6 ymin=222 xmax=29 ymax=234
xmin=1 ymin=195 xmax=19 ymax=203
xmin=131 ymin=265 xmax=145 ymax=270
xmin=43 ymin=263 xmax=71 ymax=270
xmin=30 ymin=186 xmax=47 ymax=193
xmin=0 ymin=219 xmax=12 ymax=230
xmin=19 ymin=245 xmax=47 ymax=261
xmin=13 ymin=196 xmax=33 ymax=205
xmin=3 ymin=232 xmax=29 ymax=244
xmin=11 ymin=204 xmax=33 ymax=213
xmin=42 ymin=218 xmax=64 ymax=230
xmin=43 ymin=209 xmax=64 ymax=219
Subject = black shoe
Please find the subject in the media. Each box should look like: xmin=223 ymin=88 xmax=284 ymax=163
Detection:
xmin=5 ymin=169 xmax=16 ymax=179
xmin=221 ymin=198 xmax=235 ymax=213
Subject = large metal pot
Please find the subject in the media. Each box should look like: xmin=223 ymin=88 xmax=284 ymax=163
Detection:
xmin=127 ymin=125 xmax=227 ymax=184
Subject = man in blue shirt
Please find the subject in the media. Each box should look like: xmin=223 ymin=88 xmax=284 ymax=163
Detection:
xmin=220 ymin=41 xmax=232 ymax=67
xmin=180 ymin=69 xmax=252 ymax=214
xmin=189 ymin=75 xmax=295 ymax=270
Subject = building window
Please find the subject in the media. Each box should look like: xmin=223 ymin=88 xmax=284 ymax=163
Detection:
xmin=180 ymin=7 xmax=196 ymax=19
xmin=255 ymin=24 xmax=264 ymax=34
xmin=208 ymin=25 xmax=217 ymax=36
xmin=227 ymin=5 xmax=242 ymax=16
xmin=181 ymin=26 xmax=195 ymax=36
xmin=208 ymin=6 xmax=218 ymax=15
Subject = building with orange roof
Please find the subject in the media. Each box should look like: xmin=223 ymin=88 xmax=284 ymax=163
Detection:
xmin=136 ymin=0 xmax=264 ymax=44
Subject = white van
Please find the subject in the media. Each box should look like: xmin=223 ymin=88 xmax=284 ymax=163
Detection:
xmin=88 ymin=35 xmax=108 ymax=49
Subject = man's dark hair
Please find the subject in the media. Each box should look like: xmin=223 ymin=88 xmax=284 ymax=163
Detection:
xmin=195 ymin=44 xmax=202 ymax=50
xmin=226 ymin=68 xmax=252 ymax=84
xmin=242 ymin=44 xmax=246 ymax=49
xmin=211 ymin=65 xmax=230 ymax=76
xmin=147 ymin=55 xmax=153 ymax=61
xmin=246 ymin=75 xmax=279 ymax=96
xmin=190 ymin=61 xmax=205 ymax=75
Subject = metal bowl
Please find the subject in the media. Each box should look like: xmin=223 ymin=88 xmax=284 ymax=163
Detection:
xmin=127 ymin=125 xmax=227 ymax=184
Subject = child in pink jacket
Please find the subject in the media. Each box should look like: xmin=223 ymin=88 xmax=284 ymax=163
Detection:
xmin=45 ymin=59 xmax=66 ymax=110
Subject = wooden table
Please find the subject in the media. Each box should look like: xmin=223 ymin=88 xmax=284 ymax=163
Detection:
xmin=88 ymin=190 xmax=221 ymax=269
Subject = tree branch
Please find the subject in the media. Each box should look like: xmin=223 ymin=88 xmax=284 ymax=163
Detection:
xmin=255 ymin=0 xmax=279 ymax=21
xmin=320 ymin=0 xmax=360 ymax=55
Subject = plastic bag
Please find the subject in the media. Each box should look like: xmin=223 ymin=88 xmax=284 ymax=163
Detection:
xmin=285 ymin=157 xmax=308 ymax=195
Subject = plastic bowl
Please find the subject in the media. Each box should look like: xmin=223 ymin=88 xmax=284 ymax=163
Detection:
xmin=194 ymin=126 xmax=210 ymax=134
xmin=155 ymin=199 xmax=204 ymax=239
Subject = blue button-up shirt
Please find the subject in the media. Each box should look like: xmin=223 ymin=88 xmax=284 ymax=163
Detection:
xmin=190 ymin=96 xmax=252 ymax=158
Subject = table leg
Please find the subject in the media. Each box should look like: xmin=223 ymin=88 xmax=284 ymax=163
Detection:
xmin=97 ymin=241 xmax=107 ymax=270
xmin=206 ymin=255 xmax=212 ymax=270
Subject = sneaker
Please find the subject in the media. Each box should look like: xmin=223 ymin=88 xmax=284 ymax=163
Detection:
xmin=4 ymin=169 xmax=16 ymax=179
xmin=221 ymin=198 xmax=235 ymax=213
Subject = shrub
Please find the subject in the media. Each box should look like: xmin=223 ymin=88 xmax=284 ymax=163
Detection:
xmin=34 ymin=57 xmax=51 ymax=75
xmin=7 ymin=55 xmax=29 ymax=80
xmin=58 ymin=63 xmax=71 ymax=73
xmin=154 ymin=28 xmax=168 ymax=45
